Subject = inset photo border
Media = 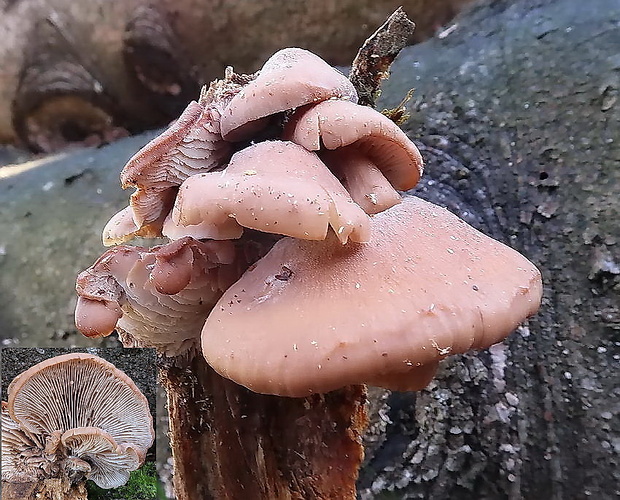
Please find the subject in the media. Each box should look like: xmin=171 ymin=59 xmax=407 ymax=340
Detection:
xmin=1 ymin=347 xmax=162 ymax=500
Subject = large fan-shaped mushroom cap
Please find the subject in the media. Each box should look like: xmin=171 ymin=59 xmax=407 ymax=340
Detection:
xmin=7 ymin=354 xmax=154 ymax=458
xmin=202 ymin=196 xmax=543 ymax=397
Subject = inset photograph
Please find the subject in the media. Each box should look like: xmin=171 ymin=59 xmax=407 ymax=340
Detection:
xmin=1 ymin=348 xmax=161 ymax=500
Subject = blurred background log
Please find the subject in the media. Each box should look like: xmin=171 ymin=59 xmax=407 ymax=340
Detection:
xmin=0 ymin=0 xmax=474 ymax=151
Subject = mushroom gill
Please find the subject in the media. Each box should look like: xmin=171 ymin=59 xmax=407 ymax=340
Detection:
xmin=61 ymin=427 xmax=141 ymax=489
xmin=2 ymin=354 xmax=154 ymax=490
xmin=104 ymin=70 xmax=253 ymax=246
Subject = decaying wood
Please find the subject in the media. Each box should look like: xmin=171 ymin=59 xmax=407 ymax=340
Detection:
xmin=1 ymin=477 xmax=87 ymax=500
xmin=350 ymin=7 xmax=417 ymax=107
xmin=160 ymin=353 xmax=368 ymax=500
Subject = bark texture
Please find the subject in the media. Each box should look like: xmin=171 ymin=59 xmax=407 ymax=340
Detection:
xmin=359 ymin=0 xmax=620 ymax=498
xmin=160 ymin=353 xmax=368 ymax=499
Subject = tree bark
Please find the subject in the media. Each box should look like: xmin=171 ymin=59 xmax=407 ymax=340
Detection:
xmin=160 ymin=353 xmax=368 ymax=499
xmin=358 ymin=0 xmax=620 ymax=498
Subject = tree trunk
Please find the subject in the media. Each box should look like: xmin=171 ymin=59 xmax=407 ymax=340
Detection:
xmin=358 ymin=0 xmax=620 ymax=498
xmin=159 ymin=353 xmax=368 ymax=499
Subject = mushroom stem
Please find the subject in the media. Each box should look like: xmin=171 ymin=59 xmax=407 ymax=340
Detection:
xmin=159 ymin=352 xmax=368 ymax=500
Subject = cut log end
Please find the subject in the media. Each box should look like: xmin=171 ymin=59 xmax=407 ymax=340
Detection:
xmin=16 ymin=95 xmax=127 ymax=153
xmin=11 ymin=18 xmax=127 ymax=153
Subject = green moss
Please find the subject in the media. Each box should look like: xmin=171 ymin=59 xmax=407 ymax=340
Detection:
xmin=86 ymin=462 xmax=166 ymax=500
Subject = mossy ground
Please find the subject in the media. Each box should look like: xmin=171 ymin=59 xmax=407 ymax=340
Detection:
xmin=86 ymin=462 xmax=166 ymax=500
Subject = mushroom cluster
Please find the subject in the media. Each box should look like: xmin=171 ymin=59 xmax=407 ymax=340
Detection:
xmin=75 ymin=48 xmax=542 ymax=395
xmin=1 ymin=353 xmax=154 ymax=489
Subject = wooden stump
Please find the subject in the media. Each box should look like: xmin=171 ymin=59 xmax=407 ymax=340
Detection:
xmin=160 ymin=353 xmax=369 ymax=500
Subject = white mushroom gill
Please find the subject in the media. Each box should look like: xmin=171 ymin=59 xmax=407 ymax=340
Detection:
xmin=1 ymin=403 xmax=50 ymax=483
xmin=3 ymin=354 xmax=154 ymax=489
xmin=8 ymin=354 xmax=153 ymax=455
xmin=61 ymin=427 xmax=141 ymax=489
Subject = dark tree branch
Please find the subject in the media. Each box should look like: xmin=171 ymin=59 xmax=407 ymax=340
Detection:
xmin=349 ymin=7 xmax=416 ymax=107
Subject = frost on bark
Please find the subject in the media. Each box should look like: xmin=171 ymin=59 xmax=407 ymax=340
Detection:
xmin=359 ymin=0 xmax=620 ymax=498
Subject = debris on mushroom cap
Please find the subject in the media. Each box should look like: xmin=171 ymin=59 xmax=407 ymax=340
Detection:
xmin=7 ymin=353 xmax=154 ymax=460
xmin=75 ymin=237 xmax=245 ymax=355
xmin=283 ymin=99 xmax=423 ymax=191
xmin=220 ymin=47 xmax=358 ymax=142
xmin=321 ymin=148 xmax=402 ymax=215
xmin=1 ymin=402 xmax=49 ymax=483
xmin=202 ymin=196 xmax=543 ymax=397
xmin=61 ymin=427 xmax=141 ymax=489
xmin=171 ymin=140 xmax=371 ymax=245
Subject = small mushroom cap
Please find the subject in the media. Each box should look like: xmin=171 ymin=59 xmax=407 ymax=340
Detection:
xmin=202 ymin=196 xmax=543 ymax=397
xmin=172 ymin=140 xmax=371 ymax=244
xmin=283 ymin=99 xmax=423 ymax=191
xmin=75 ymin=296 xmax=123 ymax=338
xmin=61 ymin=427 xmax=141 ymax=489
xmin=102 ymin=202 xmax=174 ymax=247
xmin=7 ymin=353 xmax=154 ymax=457
xmin=75 ymin=238 xmax=243 ymax=355
xmin=321 ymin=148 xmax=402 ymax=215
xmin=220 ymin=48 xmax=358 ymax=141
